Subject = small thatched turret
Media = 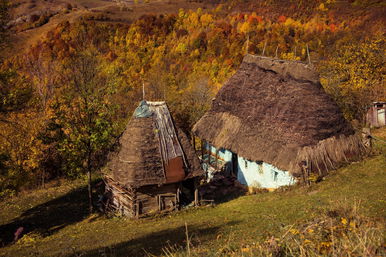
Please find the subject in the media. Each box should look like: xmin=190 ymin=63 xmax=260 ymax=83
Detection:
xmin=105 ymin=101 xmax=203 ymax=217
xmin=193 ymin=55 xmax=365 ymax=184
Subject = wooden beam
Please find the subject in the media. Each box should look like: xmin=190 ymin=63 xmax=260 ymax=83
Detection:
xmin=201 ymin=139 xmax=205 ymax=160
xmin=135 ymin=201 xmax=140 ymax=218
xmin=192 ymin=135 xmax=196 ymax=152
xmin=194 ymin=179 xmax=199 ymax=207
xmin=194 ymin=188 xmax=199 ymax=207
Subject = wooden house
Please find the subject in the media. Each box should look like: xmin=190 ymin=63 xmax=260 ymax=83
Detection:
xmin=366 ymin=102 xmax=386 ymax=128
xmin=104 ymin=101 xmax=203 ymax=217
xmin=193 ymin=55 xmax=366 ymax=189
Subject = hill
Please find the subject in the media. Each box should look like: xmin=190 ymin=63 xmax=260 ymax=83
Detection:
xmin=5 ymin=0 xmax=385 ymax=58
xmin=6 ymin=0 xmax=217 ymax=58
xmin=0 ymin=128 xmax=385 ymax=256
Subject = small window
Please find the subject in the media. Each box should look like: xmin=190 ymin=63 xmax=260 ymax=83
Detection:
xmin=273 ymin=170 xmax=278 ymax=181
xmin=257 ymin=161 xmax=263 ymax=174
xmin=245 ymin=160 xmax=248 ymax=168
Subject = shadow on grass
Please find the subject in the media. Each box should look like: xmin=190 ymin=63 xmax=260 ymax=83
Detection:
xmin=74 ymin=221 xmax=240 ymax=257
xmin=0 ymin=182 xmax=96 ymax=247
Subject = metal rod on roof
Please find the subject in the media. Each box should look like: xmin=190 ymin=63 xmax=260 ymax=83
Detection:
xmin=306 ymin=44 xmax=311 ymax=65
xmin=142 ymin=81 xmax=145 ymax=100
xmin=262 ymin=41 xmax=267 ymax=56
xmin=246 ymin=34 xmax=249 ymax=55
xmin=275 ymin=45 xmax=279 ymax=58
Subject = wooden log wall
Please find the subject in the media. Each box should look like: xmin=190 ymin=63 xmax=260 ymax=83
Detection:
xmin=104 ymin=176 xmax=136 ymax=217
xmin=105 ymin=176 xmax=181 ymax=218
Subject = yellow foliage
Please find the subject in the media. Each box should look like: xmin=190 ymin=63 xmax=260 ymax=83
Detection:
xmin=284 ymin=17 xmax=296 ymax=27
xmin=318 ymin=3 xmax=328 ymax=11
xmin=200 ymin=13 xmax=213 ymax=27
xmin=239 ymin=22 xmax=251 ymax=34
xmin=281 ymin=52 xmax=300 ymax=61
xmin=176 ymin=42 xmax=187 ymax=54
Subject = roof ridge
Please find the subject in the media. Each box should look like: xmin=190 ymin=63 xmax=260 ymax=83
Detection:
xmin=243 ymin=54 xmax=320 ymax=85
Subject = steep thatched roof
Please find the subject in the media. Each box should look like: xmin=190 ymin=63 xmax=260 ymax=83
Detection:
xmin=193 ymin=55 xmax=365 ymax=177
xmin=107 ymin=101 xmax=203 ymax=188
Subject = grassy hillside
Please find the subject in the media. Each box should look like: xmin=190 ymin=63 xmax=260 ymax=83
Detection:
xmin=0 ymin=129 xmax=385 ymax=256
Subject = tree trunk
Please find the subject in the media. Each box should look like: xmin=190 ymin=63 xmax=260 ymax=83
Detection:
xmin=87 ymin=149 xmax=93 ymax=213
xmin=88 ymin=169 xmax=93 ymax=213
xmin=41 ymin=169 xmax=45 ymax=189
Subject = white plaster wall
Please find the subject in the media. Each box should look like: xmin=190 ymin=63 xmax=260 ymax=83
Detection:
xmin=236 ymin=157 xmax=295 ymax=188
xmin=203 ymin=143 xmax=296 ymax=189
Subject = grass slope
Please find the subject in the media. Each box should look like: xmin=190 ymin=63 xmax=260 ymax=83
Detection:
xmin=0 ymin=132 xmax=385 ymax=256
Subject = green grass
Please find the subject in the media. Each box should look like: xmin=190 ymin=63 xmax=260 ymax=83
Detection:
xmin=0 ymin=133 xmax=385 ymax=256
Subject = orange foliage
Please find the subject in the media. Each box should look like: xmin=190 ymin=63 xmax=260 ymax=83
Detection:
xmin=278 ymin=15 xmax=286 ymax=23
xmin=330 ymin=24 xmax=337 ymax=32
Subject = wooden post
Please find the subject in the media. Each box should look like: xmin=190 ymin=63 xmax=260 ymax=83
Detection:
xmin=193 ymin=178 xmax=199 ymax=206
xmin=215 ymin=149 xmax=219 ymax=169
xmin=135 ymin=201 xmax=139 ymax=218
xmin=194 ymin=188 xmax=199 ymax=207
xmin=194 ymin=189 xmax=199 ymax=206
xmin=176 ymin=187 xmax=180 ymax=210
xmin=201 ymin=140 xmax=205 ymax=161
xmin=362 ymin=128 xmax=372 ymax=149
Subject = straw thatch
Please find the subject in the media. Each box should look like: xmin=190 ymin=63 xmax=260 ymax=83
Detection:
xmin=193 ymin=55 xmax=366 ymax=178
xmin=107 ymin=101 xmax=203 ymax=189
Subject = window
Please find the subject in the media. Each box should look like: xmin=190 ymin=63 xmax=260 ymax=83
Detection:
xmin=245 ymin=159 xmax=248 ymax=168
xmin=273 ymin=170 xmax=278 ymax=181
xmin=257 ymin=161 xmax=263 ymax=174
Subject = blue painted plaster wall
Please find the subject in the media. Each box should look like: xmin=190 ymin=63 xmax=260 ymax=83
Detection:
xmin=204 ymin=142 xmax=232 ymax=162
xmin=236 ymin=157 xmax=295 ymax=188
xmin=203 ymin=142 xmax=295 ymax=188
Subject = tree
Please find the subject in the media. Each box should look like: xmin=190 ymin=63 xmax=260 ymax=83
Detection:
xmin=49 ymin=49 xmax=116 ymax=213
xmin=0 ymin=68 xmax=34 ymax=197
xmin=0 ymin=0 xmax=9 ymax=53
xmin=0 ymin=70 xmax=32 ymax=116
xmin=24 ymin=47 xmax=59 ymax=111
xmin=320 ymin=38 xmax=386 ymax=122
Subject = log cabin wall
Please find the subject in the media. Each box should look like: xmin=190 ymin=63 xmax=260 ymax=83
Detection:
xmin=136 ymin=183 xmax=179 ymax=216
xmin=105 ymin=179 xmax=180 ymax=218
xmin=104 ymin=178 xmax=136 ymax=217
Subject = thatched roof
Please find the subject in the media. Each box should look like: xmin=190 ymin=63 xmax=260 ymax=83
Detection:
xmin=107 ymin=101 xmax=203 ymax=188
xmin=193 ymin=55 xmax=365 ymax=177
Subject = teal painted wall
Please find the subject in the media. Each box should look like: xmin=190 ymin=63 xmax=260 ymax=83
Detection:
xmin=236 ymin=157 xmax=295 ymax=188
xmin=203 ymin=142 xmax=296 ymax=188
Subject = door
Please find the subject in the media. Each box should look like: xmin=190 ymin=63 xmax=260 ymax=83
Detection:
xmin=377 ymin=107 xmax=385 ymax=126
xmin=231 ymin=152 xmax=238 ymax=177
